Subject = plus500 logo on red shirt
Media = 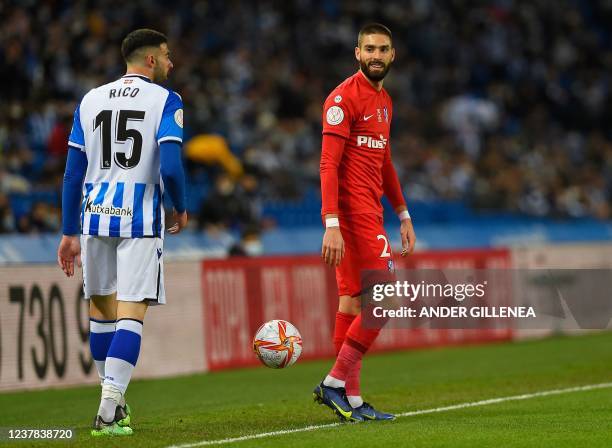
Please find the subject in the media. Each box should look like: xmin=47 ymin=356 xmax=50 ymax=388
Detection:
xmin=357 ymin=135 xmax=387 ymax=149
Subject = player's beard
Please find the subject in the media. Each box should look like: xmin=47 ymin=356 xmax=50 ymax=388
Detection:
xmin=152 ymin=60 xmax=168 ymax=83
xmin=360 ymin=59 xmax=391 ymax=82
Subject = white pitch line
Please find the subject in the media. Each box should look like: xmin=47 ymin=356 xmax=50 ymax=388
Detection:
xmin=166 ymin=423 xmax=342 ymax=448
xmin=396 ymin=381 xmax=612 ymax=418
xmin=166 ymin=382 xmax=612 ymax=448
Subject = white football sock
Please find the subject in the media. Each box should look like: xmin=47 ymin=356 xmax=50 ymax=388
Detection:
xmin=104 ymin=319 xmax=143 ymax=394
xmin=347 ymin=395 xmax=364 ymax=408
xmin=98 ymin=383 xmax=122 ymax=422
xmin=323 ymin=375 xmax=345 ymax=388
xmin=89 ymin=319 xmax=116 ymax=386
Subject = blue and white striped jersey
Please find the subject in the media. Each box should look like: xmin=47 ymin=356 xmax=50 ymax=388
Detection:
xmin=68 ymin=74 xmax=183 ymax=238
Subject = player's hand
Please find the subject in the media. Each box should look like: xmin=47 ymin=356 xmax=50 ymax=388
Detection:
xmin=57 ymin=235 xmax=81 ymax=277
xmin=400 ymin=218 xmax=416 ymax=256
xmin=322 ymin=227 xmax=345 ymax=266
xmin=168 ymin=209 xmax=188 ymax=234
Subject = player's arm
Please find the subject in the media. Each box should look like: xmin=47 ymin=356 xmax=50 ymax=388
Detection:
xmin=58 ymin=147 xmax=87 ymax=276
xmin=58 ymin=103 xmax=87 ymax=277
xmin=320 ymin=133 xmax=346 ymax=266
xmin=382 ymin=145 xmax=416 ymax=255
xmin=160 ymin=141 xmax=187 ymax=233
xmin=157 ymin=91 xmax=187 ymax=233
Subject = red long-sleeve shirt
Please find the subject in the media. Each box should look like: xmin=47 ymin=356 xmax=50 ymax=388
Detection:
xmin=320 ymin=71 xmax=405 ymax=217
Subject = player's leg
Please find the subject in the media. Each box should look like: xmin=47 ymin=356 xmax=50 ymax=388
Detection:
xmin=89 ymin=294 xmax=132 ymax=427
xmin=333 ymin=320 xmax=394 ymax=420
xmin=335 ymin=295 xmax=359 ymax=352
xmin=323 ymin=215 xmax=396 ymax=420
xmin=314 ymin=221 xmax=365 ymax=421
xmin=89 ymin=294 xmax=117 ymax=386
xmin=97 ymin=300 xmax=147 ymax=432
xmin=95 ymin=236 xmax=164 ymax=434
xmin=82 ymin=236 xmax=134 ymax=436
xmin=81 ymin=235 xmax=118 ymax=387
xmin=332 ymin=223 xmax=362 ymax=355
xmin=325 ymin=322 xmax=395 ymax=421
xmin=335 ymin=295 xmax=362 ymax=407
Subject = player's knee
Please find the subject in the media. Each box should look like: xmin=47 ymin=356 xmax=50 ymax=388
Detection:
xmin=339 ymin=295 xmax=361 ymax=315
xmin=349 ymin=298 xmax=361 ymax=315
xmin=116 ymin=300 xmax=149 ymax=322
xmin=90 ymin=294 xmax=117 ymax=320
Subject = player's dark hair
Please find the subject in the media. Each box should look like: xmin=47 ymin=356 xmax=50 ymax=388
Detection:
xmin=358 ymin=23 xmax=392 ymax=47
xmin=121 ymin=29 xmax=167 ymax=62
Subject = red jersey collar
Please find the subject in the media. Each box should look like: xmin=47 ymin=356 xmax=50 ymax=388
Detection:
xmin=356 ymin=70 xmax=383 ymax=93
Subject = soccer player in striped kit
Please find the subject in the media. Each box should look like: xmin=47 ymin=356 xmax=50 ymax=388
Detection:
xmin=314 ymin=23 xmax=416 ymax=422
xmin=57 ymin=29 xmax=187 ymax=436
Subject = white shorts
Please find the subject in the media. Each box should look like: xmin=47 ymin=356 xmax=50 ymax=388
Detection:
xmin=81 ymin=235 xmax=166 ymax=304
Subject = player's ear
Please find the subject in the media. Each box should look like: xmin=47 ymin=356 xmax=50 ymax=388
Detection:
xmin=391 ymin=47 xmax=395 ymax=63
xmin=355 ymin=46 xmax=360 ymax=62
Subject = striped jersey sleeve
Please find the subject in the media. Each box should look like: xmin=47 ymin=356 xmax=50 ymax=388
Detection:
xmin=156 ymin=91 xmax=183 ymax=145
xmin=68 ymin=103 xmax=85 ymax=151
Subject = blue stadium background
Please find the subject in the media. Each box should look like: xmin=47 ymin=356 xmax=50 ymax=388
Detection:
xmin=1 ymin=0 xmax=612 ymax=261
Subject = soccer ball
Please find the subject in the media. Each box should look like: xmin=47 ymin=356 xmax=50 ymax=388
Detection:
xmin=253 ymin=320 xmax=303 ymax=368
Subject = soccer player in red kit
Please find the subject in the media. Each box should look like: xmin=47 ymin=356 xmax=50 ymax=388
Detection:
xmin=313 ymin=23 xmax=416 ymax=422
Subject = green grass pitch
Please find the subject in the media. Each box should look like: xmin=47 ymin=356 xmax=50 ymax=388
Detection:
xmin=1 ymin=332 xmax=611 ymax=447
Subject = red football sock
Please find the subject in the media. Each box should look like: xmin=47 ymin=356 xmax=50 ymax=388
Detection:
xmin=333 ymin=311 xmax=356 ymax=355
xmin=329 ymin=343 xmax=362 ymax=381
xmin=334 ymin=312 xmax=361 ymax=395
xmin=345 ymin=359 xmax=361 ymax=396
xmin=345 ymin=313 xmax=381 ymax=353
xmin=329 ymin=314 xmax=381 ymax=381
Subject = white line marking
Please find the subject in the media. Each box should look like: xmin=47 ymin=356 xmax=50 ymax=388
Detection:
xmin=395 ymin=382 xmax=612 ymax=417
xmin=166 ymin=382 xmax=612 ymax=448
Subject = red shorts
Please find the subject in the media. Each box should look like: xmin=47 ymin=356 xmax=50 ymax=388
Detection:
xmin=335 ymin=213 xmax=395 ymax=297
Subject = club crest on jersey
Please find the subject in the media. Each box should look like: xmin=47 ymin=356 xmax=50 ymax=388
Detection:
xmin=383 ymin=107 xmax=388 ymax=123
xmin=326 ymin=106 xmax=344 ymax=125
xmin=174 ymin=109 xmax=183 ymax=128
xmin=356 ymin=134 xmax=387 ymax=149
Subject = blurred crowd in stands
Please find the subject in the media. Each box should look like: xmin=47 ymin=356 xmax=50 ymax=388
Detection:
xmin=2 ymin=0 xmax=612 ymax=236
